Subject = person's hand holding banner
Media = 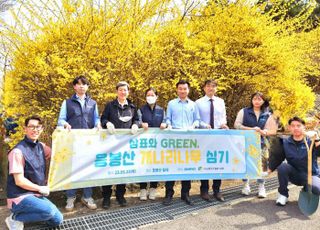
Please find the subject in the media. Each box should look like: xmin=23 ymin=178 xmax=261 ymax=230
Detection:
xmin=106 ymin=122 xmax=115 ymax=134
xmin=131 ymin=124 xmax=139 ymax=135
xmin=39 ymin=186 xmax=50 ymax=196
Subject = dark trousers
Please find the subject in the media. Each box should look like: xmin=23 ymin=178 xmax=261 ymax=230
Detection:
xmin=140 ymin=182 xmax=158 ymax=189
xmin=102 ymin=184 xmax=126 ymax=199
xmin=200 ymin=180 xmax=222 ymax=194
xmin=277 ymin=162 xmax=320 ymax=198
xmin=165 ymin=180 xmax=191 ymax=197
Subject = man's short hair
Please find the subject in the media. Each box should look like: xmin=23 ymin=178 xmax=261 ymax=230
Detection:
xmin=288 ymin=116 xmax=305 ymax=125
xmin=25 ymin=115 xmax=42 ymax=126
xmin=73 ymin=75 xmax=90 ymax=86
xmin=116 ymin=81 xmax=130 ymax=90
xmin=176 ymin=79 xmax=190 ymax=88
xmin=203 ymin=79 xmax=218 ymax=87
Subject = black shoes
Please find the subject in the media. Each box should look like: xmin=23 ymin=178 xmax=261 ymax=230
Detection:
xmin=116 ymin=197 xmax=127 ymax=207
xmin=181 ymin=194 xmax=194 ymax=206
xmin=103 ymin=196 xmax=127 ymax=208
xmin=163 ymin=196 xmax=173 ymax=206
xmin=213 ymin=192 xmax=225 ymax=202
xmin=102 ymin=198 xmax=110 ymax=209
xmin=163 ymin=194 xmax=194 ymax=206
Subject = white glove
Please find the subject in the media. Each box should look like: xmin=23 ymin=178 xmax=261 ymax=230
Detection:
xmin=131 ymin=124 xmax=139 ymax=135
xmin=166 ymin=125 xmax=172 ymax=130
xmin=305 ymin=130 xmax=319 ymax=139
xmin=188 ymin=122 xmax=199 ymax=130
xmin=106 ymin=122 xmax=115 ymax=134
xmin=39 ymin=186 xmax=50 ymax=196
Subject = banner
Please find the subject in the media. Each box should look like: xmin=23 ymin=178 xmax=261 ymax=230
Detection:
xmin=48 ymin=129 xmax=262 ymax=191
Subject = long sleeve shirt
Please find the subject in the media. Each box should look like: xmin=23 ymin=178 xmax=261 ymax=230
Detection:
xmin=166 ymin=98 xmax=200 ymax=129
xmin=196 ymin=95 xmax=227 ymax=129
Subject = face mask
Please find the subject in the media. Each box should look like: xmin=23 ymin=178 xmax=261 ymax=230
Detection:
xmin=146 ymin=96 xmax=157 ymax=105
xmin=119 ymin=116 xmax=132 ymax=123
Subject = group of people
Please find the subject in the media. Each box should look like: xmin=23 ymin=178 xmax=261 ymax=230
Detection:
xmin=5 ymin=75 xmax=320 ymax=230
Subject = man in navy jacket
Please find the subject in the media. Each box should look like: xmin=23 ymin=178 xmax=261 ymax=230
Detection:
xmin=268 ymin=116 xmax=320 ymax=206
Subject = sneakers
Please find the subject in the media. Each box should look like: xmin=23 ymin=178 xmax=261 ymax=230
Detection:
xmin=81 ymin=197 xmax=97 ymax=210
xmin=276 ymin=193 xmax=288 ymax=206
xmin=241 ymin=183 xmax=251 ymax=196
xmin=66 ymin=196 xmax=97 ymax=211
xmin=5 ymin=214 xmax=24 ymax=230
xmin=140 ymin=189 xmax=147 ymax=201
xmin=149 ymin=188 xmax=157 ymax=200
xmin=140 ymin=188 xmax=157 ymax=200
xmin=258 ymin=183 xmax=267 ymax=198
xmin=65 ymin=196 xmax=77 ymax=212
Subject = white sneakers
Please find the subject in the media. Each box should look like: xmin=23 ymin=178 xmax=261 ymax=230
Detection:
xmin=65 ymin=196 xmax=77 ymax=211
xmin=258 ymin=184 xmax=267 ymax=198
xmin=140 ymin=188 xmax=157 ymax=200
xmin=81 ymin=197 xmax=97 ymax=210
xmin=66 ymin=196 xmax=97 ymax=211
xmin=241 ymin=182 xmax=267 ymax=198
xmin=276 ymin=193 xmax=288 ymax=206
xmin=149 ymin=188 xmax=157 ymax=200
xmin=140 ymin=189 xmax=148 ymax=200
xmin=241 ymin=182 xmax=251 ymax=196
xmin=5 ymin=214 xmax=24 ymax=230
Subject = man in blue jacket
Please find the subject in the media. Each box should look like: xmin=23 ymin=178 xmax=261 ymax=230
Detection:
xmin=268 ymin=116 xmax=320 ymax=206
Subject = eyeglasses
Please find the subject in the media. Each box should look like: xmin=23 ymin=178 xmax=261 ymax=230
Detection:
xmin=27 ymin=125 xmax=43 ymax=131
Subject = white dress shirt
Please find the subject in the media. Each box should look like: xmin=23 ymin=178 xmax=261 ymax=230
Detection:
xmin=196 ymin=95 xmax=227 ymax=129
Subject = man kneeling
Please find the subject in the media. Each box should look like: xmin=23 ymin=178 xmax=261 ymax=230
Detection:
xmin=269 ymin=116 xmax=320 ymax=206
xmin=6 ymin=115 xmax=63 ymax=229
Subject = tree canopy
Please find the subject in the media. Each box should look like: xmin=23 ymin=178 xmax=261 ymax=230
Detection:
xmin=1 ymin=0 xmax=319 ymax=145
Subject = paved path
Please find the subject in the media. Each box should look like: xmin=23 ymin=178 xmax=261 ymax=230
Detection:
xmin=144 ymin=186 xmax=320 ymax=230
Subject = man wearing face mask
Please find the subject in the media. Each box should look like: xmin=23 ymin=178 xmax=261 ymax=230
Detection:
xmin=137 ymin=87 xmax=167 ymax=201
xmin=100 ymin=81 xmax=140 ymax=209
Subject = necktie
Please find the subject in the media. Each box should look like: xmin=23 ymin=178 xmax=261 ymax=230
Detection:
xmin=209 ymin=98 xmax=214 ymax=129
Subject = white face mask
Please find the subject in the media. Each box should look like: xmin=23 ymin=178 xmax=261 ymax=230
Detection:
xmin=119 ymin=116 xmax=132 ymax=123
xmin=146 ymin=96 xmax=157 ymax=105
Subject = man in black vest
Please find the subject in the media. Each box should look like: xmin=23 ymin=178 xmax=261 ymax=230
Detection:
xmin=6 ymin=115 xmax=63 ymax=230
xmin=58 ymin=75 xmax=101 ymax=211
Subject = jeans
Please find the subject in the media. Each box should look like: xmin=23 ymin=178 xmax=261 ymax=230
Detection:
xmin=277 ymin=162 xmax=320 ymax=198
xmin=11 ymin=195 xmax=63 ymax=227
xmin=66 ymin=187 xmax=93 ymax=199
